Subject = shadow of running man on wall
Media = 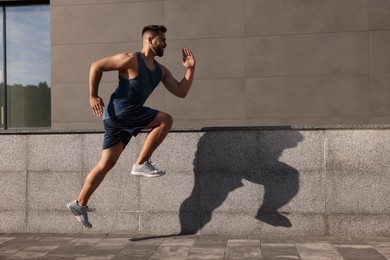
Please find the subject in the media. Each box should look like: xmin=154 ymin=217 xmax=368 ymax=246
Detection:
xmin=179 ymin=129 xmax=304 ymax=234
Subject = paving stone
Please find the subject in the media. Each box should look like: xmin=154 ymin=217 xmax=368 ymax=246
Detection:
xmin=0 ymin=233 xmax=389 ymax=259
xmin=187 ymin=246 xmax=225 ymax=259
xmin=150 ymin=245 xmax=193 ymax=257
xmin=43 ymin=245 xmax=99 ymax=259
xmin=368 ymin=242 xmax=390 ymax=259
xmin=192 ymin=236 xmax=228 ymax=248
xmin=295 ymin=242 xmax=343 ymax=260
xmin=7 ymin=245 xmax=59 ymax=259
xmin=261 ymin=242 xmax=300 ymax=259
xmin=67 ymin=237 xmax=105 ymax=246
xmin=225 ymin=246 xmax=262 ymax=259
xmin=0 ymin=237 xmax=15 ymax=245
xmin=333 ymin=244 xmax=386 ymax=260
xmin=159 ymin=237 xmax=195 ymax=247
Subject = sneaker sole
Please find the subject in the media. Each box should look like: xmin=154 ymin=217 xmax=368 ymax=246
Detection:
xmin=67 ymin=203 xmax=92 ymax=229
xmin=131 ymin=171 xmax=165 ymax=178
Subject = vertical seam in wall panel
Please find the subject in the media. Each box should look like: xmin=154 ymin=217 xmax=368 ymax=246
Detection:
xmin=25 ymin=135 xmax=29 ymax=231
xmin=80 ymin=134 xmax=85 ymax=204
xmin=323 ymin=130 xmax=329 ymax=236
xmin=196 ymin=132 xmax=201 ymax=234
xmin=138 ymin=176 xmax=141 ymax=233
xmin=243 ymin=0 xmax=248 ymax=120
xmin=367 ymin=0 xmax=372 ymax=119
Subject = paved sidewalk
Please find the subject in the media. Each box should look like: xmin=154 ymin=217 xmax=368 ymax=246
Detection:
xmin=0 ymin=233 xmax=389 ymax=259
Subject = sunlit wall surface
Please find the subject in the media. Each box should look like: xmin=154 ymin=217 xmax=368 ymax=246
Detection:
xmin=5 ymin=5 xmax=50 ymax=128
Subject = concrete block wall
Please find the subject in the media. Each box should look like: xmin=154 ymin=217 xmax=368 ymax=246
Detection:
xmin=0 ymin=126 xmax=389 ymax=236
xmin=51 ymin=0 xmax=390 ymax=129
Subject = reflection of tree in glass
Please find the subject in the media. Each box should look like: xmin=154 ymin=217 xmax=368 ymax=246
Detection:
xmin=7 ymin=82 xmax=50 ymax=127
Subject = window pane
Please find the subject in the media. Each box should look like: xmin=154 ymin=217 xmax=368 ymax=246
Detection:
xmin=0 ymin=9 xmax=3 ymax=128
xmin=6 ymin=5 xmax=50 ymax=128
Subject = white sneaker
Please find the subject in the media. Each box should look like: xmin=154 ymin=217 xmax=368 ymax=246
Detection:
xmin=131 ymin=161 xmax=165 ymax=177
xmin=67 ymin=200 xmax=93 ymax=228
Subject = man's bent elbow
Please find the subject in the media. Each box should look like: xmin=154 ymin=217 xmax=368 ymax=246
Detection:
xmin=90 ymin=62 xmax=99 ymax=71
xmin=177 ymin=89 xmax=190 ymax=98
xmin=178 ymin=92 xmax=187 ymax=98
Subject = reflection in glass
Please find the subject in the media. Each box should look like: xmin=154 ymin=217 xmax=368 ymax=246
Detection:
xmin=6 ymin=5 xmax=50 ymax=128
xmin=0 ymin=9 xmax=3 ymax=128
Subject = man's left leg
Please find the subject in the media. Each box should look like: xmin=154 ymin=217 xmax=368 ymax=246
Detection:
xmin=131 ymin=111 xmax=173 ymax=177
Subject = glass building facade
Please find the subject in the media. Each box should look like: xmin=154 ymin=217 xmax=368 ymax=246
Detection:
xmin=0 ymin=1 xmax=50 ymax=129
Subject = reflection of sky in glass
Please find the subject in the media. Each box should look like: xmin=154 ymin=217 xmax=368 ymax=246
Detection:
xmin=0 ymin=10 xmax=3 ymax=84
xmin=7 ymin=5 xmax=50 ymax=86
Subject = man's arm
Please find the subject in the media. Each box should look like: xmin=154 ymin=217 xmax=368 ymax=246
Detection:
xmin=89 ymin=53 xmax=135 ymax=116
xmin=162 ymin=48 xmax=196 ymax=98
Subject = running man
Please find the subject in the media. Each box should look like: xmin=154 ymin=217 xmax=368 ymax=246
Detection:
xmin=67 ymin=25 xmax=196 ymax=228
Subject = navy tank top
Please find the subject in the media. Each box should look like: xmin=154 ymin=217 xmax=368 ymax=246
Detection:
xmin=103 ymin=52 xmax=162 ymax=120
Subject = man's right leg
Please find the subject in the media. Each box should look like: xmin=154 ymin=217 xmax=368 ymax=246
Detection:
xmin=78 ymin=141 xmax=124 ymax=206
xmin=68 ymin=141 xmax=124 ymax=228
xmin=131 ymin=111 xmax=172 ymax=177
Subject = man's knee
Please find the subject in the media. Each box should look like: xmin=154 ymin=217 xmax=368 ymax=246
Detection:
xmin=98 ymin=157 xmax=118 ymax=172
xmin=161 ymin=113 xmax=173 ymax=129
xmin=166 ymin=114 xmax=173 ymax=128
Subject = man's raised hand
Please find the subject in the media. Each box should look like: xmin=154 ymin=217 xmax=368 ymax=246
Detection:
xmin=182 ymin=48 xmax=195 ymax=69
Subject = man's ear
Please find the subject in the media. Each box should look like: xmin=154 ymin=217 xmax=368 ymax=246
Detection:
xmin=148 ymin=36 xmax=153 ymax=44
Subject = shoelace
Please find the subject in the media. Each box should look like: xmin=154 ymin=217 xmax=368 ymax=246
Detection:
xmin=148 ymin=159 xmax=157 ymax=167
xmin=86 ymin=206 xmax=95 ymax=212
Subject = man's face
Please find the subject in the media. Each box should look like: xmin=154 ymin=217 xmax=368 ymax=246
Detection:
xmin=151 ymin=33 xmax=167 ymax=57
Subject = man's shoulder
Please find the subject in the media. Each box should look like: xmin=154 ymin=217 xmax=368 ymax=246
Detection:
xmin=124 ymin=52 xmax=138 ymax=59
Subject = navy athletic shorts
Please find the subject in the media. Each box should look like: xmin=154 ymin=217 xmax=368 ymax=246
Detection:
xmin=102 ymin=107 xmax=159 ymax=150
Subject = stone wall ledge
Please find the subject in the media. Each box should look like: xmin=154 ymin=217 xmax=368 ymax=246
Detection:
xmin=2 ymin=124 xmax=390 ymax=135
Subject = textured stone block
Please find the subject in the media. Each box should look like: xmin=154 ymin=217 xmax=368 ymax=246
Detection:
xmin=276 ymin=171 xmax=325 ymax=214
xmin=27 ymin=135 xmax=83 ymax=172
xmin=0 ymin=172 xmax=26 ymax=210
xmin=146 ymin=132 xmax=200 ymax=175
xmin=198 ymin=173 xmax=262 ymax=213
xmin=326 ymin=171 xmax=390 ymax=214
xmin=199 ymin=212 xmax=261 ymax=236
xmin=82 ymin=133 xmax=104 ymax=171
xmin=245 ymin=0 xmax=367 ymax=35
xmin=28 ymin=172 xmax=82 ymax=210
xmin=27 ymin=211 xmax=81 ymax=233
xmin=140 ymin=212 xmax=195 ymax=235
xmin=0 ymin=135 xmax=26 ymax=171
xmin=328 ymin=214 xmax=390 ymax=237
xmin=140 ymin=173 xmax=195 ymax=212
xmin=259 ymin=130 xmax=323 ymax=171
xmin=0 ymin=211 xmax=26 ymax=233
xmin=83 ymin=211 xmax=139 ymax=234
xmin=197 ymin=131 xmax=260 ymax=172
xmin=326 ymin=130 xmax=390 ymax=173
xmin=88 ymin=170 xmax=139 ymax=212
xmin=260 ymin=213 xmax=326 ymax=237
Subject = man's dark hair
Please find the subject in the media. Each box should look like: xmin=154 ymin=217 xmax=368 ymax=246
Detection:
xmin=142 ymin=25 xmax=167 ymax=36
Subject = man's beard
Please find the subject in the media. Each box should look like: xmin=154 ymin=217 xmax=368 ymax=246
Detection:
xmin=152 ymin=45 xmax=164 ymax=57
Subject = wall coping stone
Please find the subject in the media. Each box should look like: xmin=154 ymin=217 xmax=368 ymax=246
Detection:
xmin=1 ymin=124 xmax=390 ymax=135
